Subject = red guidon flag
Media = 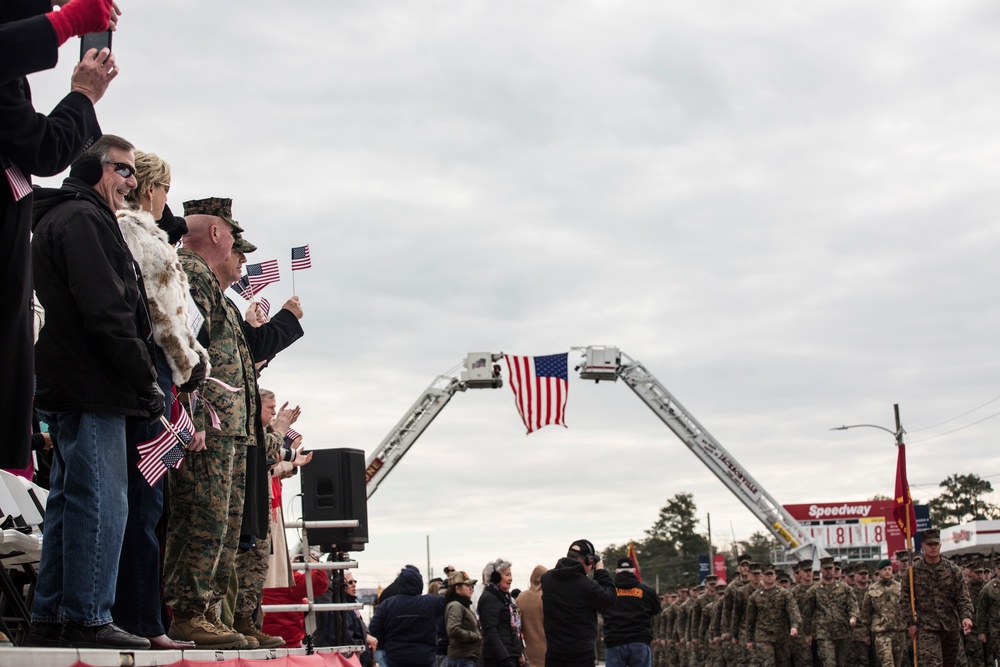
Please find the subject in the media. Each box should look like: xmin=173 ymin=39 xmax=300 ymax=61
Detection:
xmin=893 ymin=443 xmax=918 ymax=538
xmin=627 ymin=540 xmax=642 ymax=581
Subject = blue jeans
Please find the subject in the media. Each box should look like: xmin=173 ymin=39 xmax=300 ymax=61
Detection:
xmin=33 ymin=411 xmax=129 ymax=626
xmin=605 ymin=643 xmax=652 ymax=667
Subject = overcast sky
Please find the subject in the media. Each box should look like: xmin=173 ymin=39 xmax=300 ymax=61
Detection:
xmin=28 ymin=0 xmax=1000 ymax=592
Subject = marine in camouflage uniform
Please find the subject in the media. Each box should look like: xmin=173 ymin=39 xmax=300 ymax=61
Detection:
xmin=706 ymin=583 xmax=729 ymax=667
xmin=722 ymin=556 xmax=752 ymax=667
xmin=165 ymin=200 xmax=303 ymax=647
xmin=730 ymin=563 xmax=763 ymax=667
xmin=976 ymin=562 xmax=1000 ymax=667
xmin=848 ymin=565 xmax=872 ymax=667
xmin=790 ymin=560 xmax=815 ymax=667
xmin=901 ymin=529 xmax=973 ymax=667
xmin=676 ymin=588 xmax=694 ymax=667
xmin=964 ymin=559 xmax=987 ymax=667
xmin=743 ymin=564 xmax=802 ymax=667
xmin=861 ymin=559 xmax=905 ymax=667
xmin=164 ymin=203 xmax=254 ymax=648
xmin=802 ymin=557 xmax=859 ymax=667
xmin=666 ymin=588 xmax=687 ymax=667
xmin=689 ymin=577 xmax=719 ymax=667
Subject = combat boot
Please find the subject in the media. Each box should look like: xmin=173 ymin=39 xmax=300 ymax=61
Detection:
xmin=168 ymin=612 xmax=247 ymax=649
xmin=205 ymin=607 xmax=254 ymax=648
xmin=234 ymin=615 xmax=286 ymax=649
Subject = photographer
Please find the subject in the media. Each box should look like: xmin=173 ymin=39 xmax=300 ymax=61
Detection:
xmin=541 ymin=539 xmax=617 ymax=667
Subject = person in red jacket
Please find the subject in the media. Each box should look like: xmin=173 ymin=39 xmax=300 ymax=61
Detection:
xmin=263 ymin=553 xmax=330 ymax=647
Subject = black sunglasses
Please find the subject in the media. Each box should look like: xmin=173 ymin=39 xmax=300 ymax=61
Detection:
xmin=106 ymin=161 xmax=136 ymax=178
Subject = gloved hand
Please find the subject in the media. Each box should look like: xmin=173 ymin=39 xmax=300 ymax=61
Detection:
xmin=140 ymin=383 xmax=165 ymax=423
xmin=46 ymin=0 xmax=113 ymax=45
xmin=179 ymin=358 xmax=208 ymax=393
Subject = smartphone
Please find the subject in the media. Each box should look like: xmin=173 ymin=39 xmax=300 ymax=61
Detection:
xmin=79 ymin=30 xmax=112 ymax=61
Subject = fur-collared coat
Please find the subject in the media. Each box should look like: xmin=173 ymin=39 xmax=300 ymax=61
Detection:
xmin=117 ymin=207 xmax=209 ymax=386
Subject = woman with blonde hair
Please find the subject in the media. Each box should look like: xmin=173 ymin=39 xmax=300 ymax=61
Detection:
xmin=111 ymin=150 xmax=208 ymax=649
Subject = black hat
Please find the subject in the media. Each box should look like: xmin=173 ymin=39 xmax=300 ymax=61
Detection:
xmin=616 ymin=557 xmax=636 ymax=570
xmin=568 ymin=539 xmax=597 ymax=558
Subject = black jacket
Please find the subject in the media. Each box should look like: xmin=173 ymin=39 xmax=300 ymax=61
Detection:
xmin=0 ymin=0 xmax=59 ymax=84
xmin=0 ymin=0 xmax=100 ymax=469
xmin=239 ymin=308 xmax=305 ymax=539
xmin=32 ymin=179 xmax=157 ymax=415
xmin=601 ymin=570 xmax=662 ymax=647
xmin=478 ymin=584 xmax=523 ymax=663
xmin=540 ymin=558 xmax=617 ymax=656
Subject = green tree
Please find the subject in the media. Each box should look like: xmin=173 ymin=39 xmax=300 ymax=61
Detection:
xmin=928 ymin=473 xmax=1000 ymax=526
xmin=736 ymin=531 xmax=782 ymax=564
xmin=646 ymin=492 xmax=710 ymax=558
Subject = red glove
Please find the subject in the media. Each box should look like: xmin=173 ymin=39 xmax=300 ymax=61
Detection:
xmin=46 ymin=0 xmax=113 ymax=46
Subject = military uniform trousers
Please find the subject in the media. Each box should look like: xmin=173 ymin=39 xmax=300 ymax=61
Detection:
xmin=962 ymin=633 xmax=984 ymax=667
xmin=872 ymin=631 xmax=904 ymax=667
xmin=849 ymin=637 xmax=871 ymax=667
xmin=750 ymin=640 xmax=790 ymax=667
xmin=234 ymin=527 xmax=272 ymax=617
xmin=915 ymin=628 xmax=962 ymax=667
xmin=163 ymin=434 xmax=249 ymax=614
xmin=790 ymin=635 xmax=812 ymax=667
xmin=814 ymin=638 xmax=850 ymax=667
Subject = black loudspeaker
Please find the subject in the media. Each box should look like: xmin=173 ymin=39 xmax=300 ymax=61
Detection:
xmin=300 ymin=448 xmax=369 ymax=552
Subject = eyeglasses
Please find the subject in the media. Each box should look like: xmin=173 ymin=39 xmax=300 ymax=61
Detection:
xmin=345 ymin=580 xmax=356 ymax=585
xmin=106 ymin=161 xmax=136 ymax=178
xmin=156 ymin=182 xmax=171 ymax=193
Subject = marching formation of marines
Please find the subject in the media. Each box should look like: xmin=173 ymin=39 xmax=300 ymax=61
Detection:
xmin=649 ymin=529 xmax=994 ymax=667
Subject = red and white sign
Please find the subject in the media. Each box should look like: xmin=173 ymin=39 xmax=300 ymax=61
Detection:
xmin=783 ymin=500 xmax=910 ymax=558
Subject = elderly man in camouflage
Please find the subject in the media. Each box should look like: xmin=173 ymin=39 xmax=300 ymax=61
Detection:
xmin=164 ymin=198 xmax=303 ymax=648
xmin=743 ymin=564 xmax=801 ymax=667
xmin=901 ymin=529 xmax=973 ymax=667
xmin=860 ymin=559 xmax=905 ymax=667
xmin=802 ymin=557 xmax=859 ymax=667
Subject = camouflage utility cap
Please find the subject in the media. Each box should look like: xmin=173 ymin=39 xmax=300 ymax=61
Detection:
xmin=183 ymin=197 xmax=245 ymax=233
xmin=232 ymin=233 xmax=257 ymax=253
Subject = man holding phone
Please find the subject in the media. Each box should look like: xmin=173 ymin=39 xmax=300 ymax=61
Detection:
xmin=0 ymin=0 xmax=120 ymax=474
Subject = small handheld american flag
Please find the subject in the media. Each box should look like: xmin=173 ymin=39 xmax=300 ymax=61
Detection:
xmin=291 ymin=245 xmax=312 ymax=271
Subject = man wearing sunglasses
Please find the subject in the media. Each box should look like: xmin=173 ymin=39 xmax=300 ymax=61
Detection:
xmin=902 ymin=529 xmax=973 ymax=667
xmin=28 ymin=134 xmax=162 ymax=649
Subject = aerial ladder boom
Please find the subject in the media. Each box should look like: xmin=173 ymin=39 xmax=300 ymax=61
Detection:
xmin=365 ymin=353 xmax=503 ymax=498
xmin=578 ymin=346 xmax=828 ymax=561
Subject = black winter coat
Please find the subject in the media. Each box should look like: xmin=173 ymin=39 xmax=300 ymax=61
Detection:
xmin=478 ymin=585 xmax=523 ymax=664
xmin=32 ymin=179 xmax=157 ymax=416
xmin=601 ymin=570 xmax=662 ymax=647
xmin=540 ymin=558 xmax=617 ymax=656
